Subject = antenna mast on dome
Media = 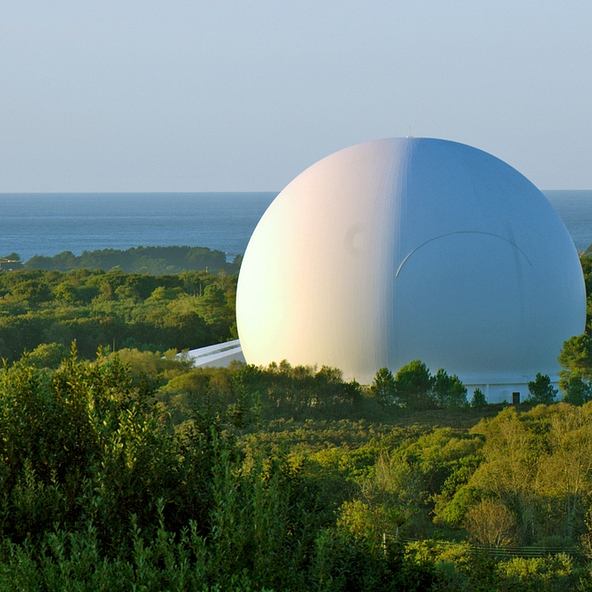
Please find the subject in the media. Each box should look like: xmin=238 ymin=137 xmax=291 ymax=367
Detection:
xmin=407 ymin=126 xmax=413 ymax=138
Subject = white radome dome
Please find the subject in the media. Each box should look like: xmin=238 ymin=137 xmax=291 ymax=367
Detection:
xmin=236 ymin=138 xmax=586 ymax=386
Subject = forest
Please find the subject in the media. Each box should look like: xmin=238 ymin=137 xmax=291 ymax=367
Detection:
xmin=0 ymin=266 xmax=237 ymax=361
xmin=1 ymin=255 xmax=592 ymax=589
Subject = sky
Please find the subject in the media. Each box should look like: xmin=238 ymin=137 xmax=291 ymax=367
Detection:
xmin=1 ymin=1 xmax=591 ymax=192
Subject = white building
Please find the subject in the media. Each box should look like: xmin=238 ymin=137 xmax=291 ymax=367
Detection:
xmin=186 ymin=339 xmax=245 ymax=368
xmin=235 ymin=138 xmax=586 ymax=403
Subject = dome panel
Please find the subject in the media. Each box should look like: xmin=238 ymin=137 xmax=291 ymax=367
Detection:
xmin=236 ymin=138 xmax=586 ymax=385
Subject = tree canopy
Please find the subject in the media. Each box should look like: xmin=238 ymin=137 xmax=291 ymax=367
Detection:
xmin=19 ymin=245 xmax=241 ymax=274
xmin=371 ymin=362 xmax=468 ymax=410
xmin=0 ymin=268 xmax=237 ymax=361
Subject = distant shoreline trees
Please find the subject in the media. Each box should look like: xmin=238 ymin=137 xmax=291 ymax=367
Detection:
xmin=1 ymin=245 xmax=242 ymax=275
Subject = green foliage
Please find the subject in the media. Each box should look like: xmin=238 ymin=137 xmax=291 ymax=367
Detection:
xmin=497 ymin=553 xmax=577 ymax=592
xmin=110 ymin=348 xmax=194 ymax=394
xmin=432 ymin=368 xmax=468 ymax=409
xmin=4 ymin=253 xmax=592 ymax=589
xmin=24 ymin=245 xmax=239 ymax=275
xmin=390 ymin=361 xmax=468 ymax=410
xmin=464 ymin=499 xmax=518 ymax=547
xmin=0 ymin=268 xmax=237 ymax=361
xmin=27 ymin=342 xmax=69 ymax=369
xmin=1 ymin=251 xmax=592 ymax=588
xmin=394 ymin=360 xmax=434 ymax=410
xmin=0 ymin=349 xmax=225 ymax=547
xmin=558 ymin=334 xmax=592 ymax=403
xmin=10 ymin=278 xmax=52 ymax=303
xmin=0 ymin=350 xmax=591 ymax=588
xmin=559 ymin=334 xmax=592 ymax=375
xmin=311 ymin=527 xmax=436 ymax=592
xmin=465 ymin=404 xmax=592 ymax=545
xmin=471 ymin=388 xmax=488 ymax=407
xmin=563 ymin=376 xmax=592 ymax=406
xmin=159 ymin=361 xmax=365 ymax=428
xmin=371 ymin=367 xmax=397 ymax=406
xmin=338 ymin=499 xmax=405 ymax=542
xmin=207 ymin=447 xmax=322 ymax=590
xmin=528 ymin=373 xmax=558 ymax=404
xmin=406 ymin=541 xmax=500 ymax=592
xmin=191 ymin=361 xmax=364 ymax=420
xmin=0 ymin=350 xmax=449 ymax=590
xmin=579 ymin=255 xmax=592 ymax=333
xmin=407 ymin=540 xmax=581 ymax=592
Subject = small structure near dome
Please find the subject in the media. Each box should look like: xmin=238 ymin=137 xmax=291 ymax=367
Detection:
xmin=186 ymin=339 xmax=245 ymax=368
xmin=236 ymin=138 xmax=586 ymax=402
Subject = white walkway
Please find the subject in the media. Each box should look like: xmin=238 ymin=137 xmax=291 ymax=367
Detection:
xmin=186 ymin=339 xmax=245 ymax=368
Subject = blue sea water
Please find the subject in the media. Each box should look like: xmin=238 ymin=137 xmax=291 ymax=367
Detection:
xmin=0 ymin=190 xmax=590 ymax=263
xmin=543 ymin=190 xmax=592 ymax=252
xmin=0 ymin=192 xmax=277 ymax=263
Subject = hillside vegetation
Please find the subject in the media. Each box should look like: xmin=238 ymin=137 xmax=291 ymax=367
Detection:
xmin=2 ymin=245 xmax=241 ymax=275
xmin=1 ymin=253 xmax=592 ymax=589
xmin=0 ymin=267 xmax=236 ymax=361
xmin=1 ymin=350 xmax=592 ymax=590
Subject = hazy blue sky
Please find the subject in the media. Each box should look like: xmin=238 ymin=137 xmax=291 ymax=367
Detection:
xmin=1 ymin=1 xmax=591 ymax=192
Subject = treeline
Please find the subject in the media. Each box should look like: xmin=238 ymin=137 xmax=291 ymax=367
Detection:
xmin=2 ymin=245 xmax=241 ymax=275
xmin=551 ymin=255 xmax=592 ymax=406
xmin=3 ymin=254 xmax=592 ymax=588
xmin=0 ymin=268 xmax=236 ymax=361
xmin=1 ymin=350 xmax=592 ymax=590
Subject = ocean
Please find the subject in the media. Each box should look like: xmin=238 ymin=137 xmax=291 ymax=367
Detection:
xmin=0 ymin=192 xmax=277 ymax=263
xmin=543 ymin=190 xmax=592 ymax=252
xmin=0 ymin=190 xmax=591 ymax=263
